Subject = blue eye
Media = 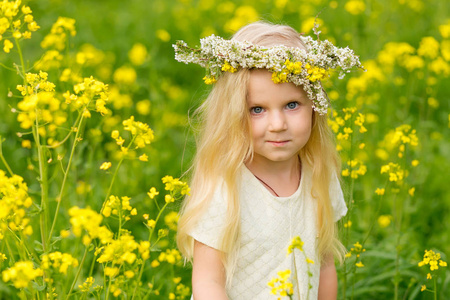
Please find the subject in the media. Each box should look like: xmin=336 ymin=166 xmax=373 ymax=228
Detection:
xmin=251 ymin=107 xmax=263 ymax=114
xmin=286 ymin=102 xmax=299 ymax=109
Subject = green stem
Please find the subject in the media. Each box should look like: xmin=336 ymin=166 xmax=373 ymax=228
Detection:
xmin=342 ymin=252 xmax=347 ymax=299
xmin=0 ymin=137 xmax=14 ymax=176
xmin=393 ymin=192 xmax=400 ymax=300
xmin=434 ymin=277 xmax=437 ymax=300
xmin=19 ymin=290 xmax=28 ymax=300
xmin=342 ymin=114 xmax=358 ymax=300
xmin=0 ymin=61 xmax=16 ymax=71
xmin=351 ymin=270 xmax=355 ymax=300
xmin=88 ymin=251 xmax=98 ymax=277
xmin=47 ymin=115 xmax=85 ymax=245
xmin=118 ymin=208 xmax=123 ymax=238
xmin=132 ymin=200 xmax=171 ymax=300
xmin=362 ymin=179 xmax=389 ymax=245
xmin=45 ymin=112 xmax=82 ymax=149
xmin=100 ymin=157 xmax=124 ymax=214
xmin=7 ymin=227 xmax=39 ymax=262
xmin=4 ymin=237 xmax=16 ymax=264
xmin=105 ymin=269 xmax=112 ymax=300
xmin=342 ymin=176 xmax=354 ymax=300
xmin=100 ymin=135 xmax=136 ymax=214
xmin=14 ymin=37 xmax=27 ymax=76
xmin=36 ymin=127 xmax=49 ymax=254
xmin=66 ymin=245 xmax=89 ymax=300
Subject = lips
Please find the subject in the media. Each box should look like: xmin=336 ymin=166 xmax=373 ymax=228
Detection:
xmin=267 ymin=140 xmax=289 ymax=146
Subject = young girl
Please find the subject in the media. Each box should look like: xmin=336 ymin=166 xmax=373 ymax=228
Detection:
xmin=173 ymin=21 xmax=363 ymax=300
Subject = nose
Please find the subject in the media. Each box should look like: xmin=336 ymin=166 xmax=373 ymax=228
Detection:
xmin=268 ymin=110 xmax=287 ymax=132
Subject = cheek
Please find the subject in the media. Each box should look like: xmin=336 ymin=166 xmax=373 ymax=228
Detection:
xmin=293 ymin=117 xmax=312 ymax=137
xmin=250 ymin=119 xmax=264 ymax=137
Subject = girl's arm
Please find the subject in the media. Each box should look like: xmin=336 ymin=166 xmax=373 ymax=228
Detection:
xmin=318 ymin=253 xmax=338 ymax=300
xmin=192 ymin=240 xmax=229 ymax=300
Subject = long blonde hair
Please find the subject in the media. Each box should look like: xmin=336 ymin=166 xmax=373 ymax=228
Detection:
xmin=177 ymin=21 xmax=344 ymax=286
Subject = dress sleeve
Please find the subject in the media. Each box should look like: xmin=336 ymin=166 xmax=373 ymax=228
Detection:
xmin=188 ymin=183 xmax=228 ymax=251
xmin=329 ymin=171 xmax=348 ymax=222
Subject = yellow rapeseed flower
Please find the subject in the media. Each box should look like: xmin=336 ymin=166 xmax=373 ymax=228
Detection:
xmin=342 ymin=169 xmax=350 ymax=177
xmin=122 ymin=116 xmax=154 ymax=148
xmin=128 ymin=43 xmax=148 ymax=66
xmin=0 ymin=171 xmax=33 ymax=236
xmin=41 ymin=17 xmax=76 ymax=51
xmin=2 ymin=261 xmax=43 ymax=288
xmin=428 ymin=58 xmax=450 ymax=76
xmin=224 ymin=6 xmax=259 ymax=33
xmin=151 ymin=260 xmax=160 ymax=268
xmin=100 ymin=162 xmax=112 ymax=170
xmin=267 ymin=269 xmax=294 ymax=297
xmin=78 ymin=277 xmax=95 ymax=292
xmin=156 ymin=29 xmax=171 ymax=42
xmin=287 ymin=236 xmax=304 ymax=254
xmin=165 ymin=194 xmax=174 ymax=203
xmin=138 ymin=241 xmax=150 ymax=260
xmin=60 ymin=229 xmax=70 ymax=238
xmin=344 ymin=0 xmax=366 ymax=15
xmin=301 ymin=17 xmax=325 ymax=34
xmin=203 ymin=75 xmax=217 ymax=84
xmin=21 ymin=140 xmax=31 ymax=148
xmin=147 ymin=187 xmax=159 ymax=199
xmin=113 ymin=66 xmax=137 ymax=85
xmin=139 ymin=154 xmax=148 ymax=161
xmin=147 ymin=219 xmax=156 ymax=228
xmin=158 ymin=249 xmax=182 ymax=264
xmin=164 ymin=211 xmax=179 ymax=231
xmin=41 ymin=252 xmax=79 ymax=274
xmin=69 ymin=206 xmax=113 ymax=244
xmin=221 ymin=61 xmax=238 ymax=73
xmin=401 ymin=55 xmax=424 ymax=71
xmin=377 ymin=215 xmax=391 ymax=228
xmin=3 ymin=39 xmax=13 ymax=53
xmin=104 ymin=266 xmax=119 ymax=277
xmin=439 ymin=20 xmax=450 ymax=38
xmin=97 ymin=233 xmax=138 ymax=265
xmin=375 ymin=188 xmax=385 ymax=196
xmin=136 ymin=99 xmax=151 ymax=115
xmin=418 ymin=249 xmax=448 ymax=272
xmin=417 ymin=37 xmax=440 ymax=59
xmin=111 ymin=130 xmax=120 ymax=139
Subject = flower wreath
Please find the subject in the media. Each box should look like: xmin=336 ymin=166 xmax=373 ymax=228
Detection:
xmin=173 ymin=26 xmax=364 ymax=114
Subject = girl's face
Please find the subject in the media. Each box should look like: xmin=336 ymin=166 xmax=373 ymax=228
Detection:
xmin=247 ymin=70 xmax=313 ymax=167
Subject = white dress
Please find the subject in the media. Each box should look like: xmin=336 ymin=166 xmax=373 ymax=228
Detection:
xmin=190 ymin=162 xmax=347 ymax=300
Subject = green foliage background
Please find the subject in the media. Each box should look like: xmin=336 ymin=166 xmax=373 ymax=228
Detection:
xmin=1 ymin=0 xmax=449 ymax=299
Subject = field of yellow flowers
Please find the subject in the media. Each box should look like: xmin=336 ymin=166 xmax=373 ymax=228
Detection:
xmin=0 ymin=0 xmax=449 ymax=299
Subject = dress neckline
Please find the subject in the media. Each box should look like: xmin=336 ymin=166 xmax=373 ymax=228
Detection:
xmin=242 ymin=160 xmax=306 ymax=200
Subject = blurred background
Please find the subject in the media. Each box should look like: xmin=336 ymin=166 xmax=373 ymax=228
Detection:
xmin=0 ymin=0 xmax=449 ymax=298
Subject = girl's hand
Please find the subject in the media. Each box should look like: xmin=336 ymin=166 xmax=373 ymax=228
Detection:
xmin=192 ymin=240 xmax=229 ymax=300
